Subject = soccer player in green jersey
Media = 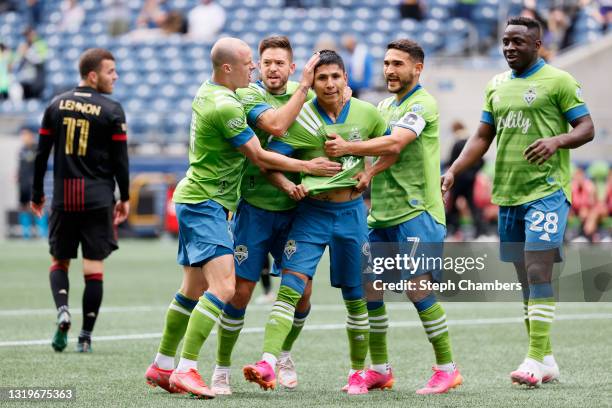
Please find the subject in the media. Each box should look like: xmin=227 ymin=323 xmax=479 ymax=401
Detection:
xmin=144 ymin=37 xmax=341 ymax=399
xmin=211 ymin=36 xmax=318 ymax=394
xmin=242 ymin=50 xmax=390 ymax=395
xmin=441 ymin=17 xmax=594 ymax=387
xmin=324 ymin=39 xmax=462 ymax=394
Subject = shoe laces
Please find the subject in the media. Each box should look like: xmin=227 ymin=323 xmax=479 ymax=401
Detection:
xmin=186 ymin=369 xmax=206 ymax=387
xmin=426 ymin=367 xmax=449 ymax=387
xmin=212 ymin=369 xmax=229 ymax=384
xmin=278 ymin=355 xmax=295 ymax=371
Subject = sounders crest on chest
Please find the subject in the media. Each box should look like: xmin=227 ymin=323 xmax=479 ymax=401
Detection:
xmin=348 ymin=127 xmax=362 ymax=142
xmin=523 ymin=84 xmax=537 ymax=106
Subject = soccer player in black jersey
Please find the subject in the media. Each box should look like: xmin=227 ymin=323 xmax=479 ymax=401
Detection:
xmin=30 ymin=48 xmax=130 ymax=353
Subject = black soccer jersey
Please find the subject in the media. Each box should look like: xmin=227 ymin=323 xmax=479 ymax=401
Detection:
xmin=32 ymin=86 xmax=129 ymax=211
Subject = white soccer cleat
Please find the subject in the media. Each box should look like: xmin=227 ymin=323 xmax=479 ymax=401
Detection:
xmin=510 ymin=358 xmax=543 ymax=387
xmin=210 ymin=366 xmax=232 ymax=395
xmin=277 ymin=353 xmax=298 ymax=389
xmin=541 ymin=356 xmax=560 ymax=383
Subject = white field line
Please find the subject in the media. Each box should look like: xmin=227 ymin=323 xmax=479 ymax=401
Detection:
xmin=0 ymin=313 xmax=610 ymax=348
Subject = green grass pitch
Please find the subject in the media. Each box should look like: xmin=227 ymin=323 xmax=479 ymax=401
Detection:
xmin=1 ymin=240 xmax=611 ymax=407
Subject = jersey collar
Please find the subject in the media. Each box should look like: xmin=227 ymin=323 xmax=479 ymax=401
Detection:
xmin=511 ymin=58 xmax=546 ymax=79
xmin=313 ymin=97 xmax=351 ymax=125
xmin=393 ymin=83 xmax=422 ymax=106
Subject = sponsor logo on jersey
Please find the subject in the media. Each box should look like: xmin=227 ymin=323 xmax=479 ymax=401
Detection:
xmin=284 ymin=239 xmax=297 ymax=259
xmin=523 ymin=86 xmax=537 ymax=106
xmin=497 ymin=110 xmax=532 ymax=134
xmin=227 ymin=118 xmax=245 ymax=131
xmin=241 ymin=95 xmax=256 ymax=103
xmin=340 ymin=155 xmax=360 ymax=170
xmin=235 ymin=245 xmax=248 ymax=264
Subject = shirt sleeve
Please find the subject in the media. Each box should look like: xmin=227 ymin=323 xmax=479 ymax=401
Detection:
xmin=556 ymin=73 xmax=589 ymax=123
xmin=216 ymin=101 xmax=255 ymax=148
xmin=268 ymin=121 xmax=319 ymax=155
xmin=110 ymin=103 xmax=130 ymax=201
xmin=481 ymin=81 xmax=495 ymax=126
xmin=31 ymin=105 xmax=55 ymax=204
xmin=395 ymin=103 xmax=428 ymax=137
xmin=237 ymin=86 xmax=273 ymax=128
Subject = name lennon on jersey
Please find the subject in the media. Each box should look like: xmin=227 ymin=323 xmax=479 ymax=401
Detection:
xmin=496 ymin=110 xmax=531 ymax=134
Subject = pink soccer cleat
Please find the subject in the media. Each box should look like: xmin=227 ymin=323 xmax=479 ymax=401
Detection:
xmin=243 ymin=360 xmax=276 ymax=390
xmin=364 ymin=368 xmax=395 ymax=390
xmin=169 ymin=368 xmax=215 ymax=399
xmin=416 ymin=366 xmax=463 ymax=395
xmin=510 ymin=358 xmax=543 ymax=387
xmin=346 ymin=371 xmax=368 ymax=395
xmin=145 ymin=363 xmax=182 ymax=393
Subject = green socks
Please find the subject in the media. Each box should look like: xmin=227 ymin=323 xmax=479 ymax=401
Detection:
xmin=345 ymin=299 xmax=369 ymax=370
xmin=526 ymin=283 xmax=555 ymax=362
xmin=416 ymin=298 xmax=453 ymax=365
xmin=181 ymin=292 xmax=224 ymax=361
xmin=367 ymin=303 xmax=389 ymax=365
xmin=216 ymin=303 xmax=245 ymax=367
xmin=262 ymin=284 xmax=303 ymax=357
xmin=158 ymin=292 xmax=198 ymax=357
xmin=282 ymin=306 xmax=310 ymax=352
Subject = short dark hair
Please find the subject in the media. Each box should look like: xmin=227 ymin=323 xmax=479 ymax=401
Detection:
xmin=259 ymin=35 xmax=293 ymax=60
xmin=79 ymin=48 xmax=115 ymax=79
xmin=314 ymin=49 xmax=345 ymax=72
xmin=507 ymin=16 xmax=542 ymax=39
xmin=386 ymin=39 xmax=425 ymax=63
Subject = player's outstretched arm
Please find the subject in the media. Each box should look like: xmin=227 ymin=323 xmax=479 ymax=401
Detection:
xmin=325 ymin=125 xmax=416 ymax=157
xmin=238 ymin=136 xmax=341 ymax=176
xmin=255 ymin=53 xmax=320 ymax=137
xmin=441 ymin=122 xmax=495 ymax=194
xmin=262 ymin=170 xmax=309 ymax=201
xmin=524 ymin=115 xmax=595 ymax=165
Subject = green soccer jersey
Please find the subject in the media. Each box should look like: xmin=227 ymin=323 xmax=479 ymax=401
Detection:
xmin=481 ymin=59 xmax=589 ymax=206
xmin=173 ymin=80 xmax=255 ymax=211
xmin=369 ymin=84 xmax=445 ymax=229
xmin=268 ymin=97 xmax=389 ymax=196
xmin=237 ymin=80 xmax=314 ymax=211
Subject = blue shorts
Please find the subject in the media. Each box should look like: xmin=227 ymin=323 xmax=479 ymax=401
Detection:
xmin=233 ymin=200 xmax=296 ymax=282
xmin=176 ymin=200 xmax=234 ymax=267
xmin=281 ymin=197 xmax=368 ymax=289
xmin=369 ymin=211 xmax=446 ymax=281
xmin=498 ymin=189 xmax=570 ymax=263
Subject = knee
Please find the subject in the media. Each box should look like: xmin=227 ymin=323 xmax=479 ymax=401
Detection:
xmin=213 ymin=275 xmax=236 ymax=303
xmin=51 ymin=259 xmax=70 ymax=272
xmin=231 ymin=279 xmax=256 ymax=309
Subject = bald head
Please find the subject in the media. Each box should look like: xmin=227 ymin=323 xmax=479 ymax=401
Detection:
xmin=211 ymin=37 xmax=250 ymax=70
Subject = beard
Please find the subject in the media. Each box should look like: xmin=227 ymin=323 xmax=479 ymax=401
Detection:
xmin=387 ymin=73 xmax=413 ymax=94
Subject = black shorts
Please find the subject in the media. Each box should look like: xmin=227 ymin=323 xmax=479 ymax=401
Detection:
xmin=49 ymin=207 xmax=118 ymax=260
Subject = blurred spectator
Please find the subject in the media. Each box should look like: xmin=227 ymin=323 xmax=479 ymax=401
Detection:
xmin=571 ymin=165 xmax=596 ymax=224
xmin=582 ymin=161 xmax=611 ymax=241
xmin=399 ymin=0 xmax=425 ymax=21
xmin=127 ymin=10 xmax=185 ymax=41
xmin=0 ymin=0 xmax=17 ymax=13
xmin=547 ymin=7 xmax=571 ymax=54
xmin=58 ymin=0 xmax=85 ymax=33
xmin=104 ymin=0 xmax=130 ymax=37
xmin=314 ymin=33 xmax=338 ymax=52
xmin=601 ymin=0 xmax=612 ymax=31
xmin=0 ymin=42 xmax=12 ymax=100
xmin=445 ymin=120 xmax=486 ymax=239
xmin=284 ymin=0 xmax=303 ymax=7
xmin=341 ymin=35 xmax=373 ymax=98
xmin=26 ymin=0 xmax=43 ymax=27
xmin=17 ymin=126 xmax=47 ymax=239
xmin=136 ymin=0 xmax=168 ymax=29
xmin=454 ymin=0 xmax=478 ymax=21
xmin=187 ymin=0 xmax=226 ymax=42
xmin=13 ymin=28 xmax=47 ymax=100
